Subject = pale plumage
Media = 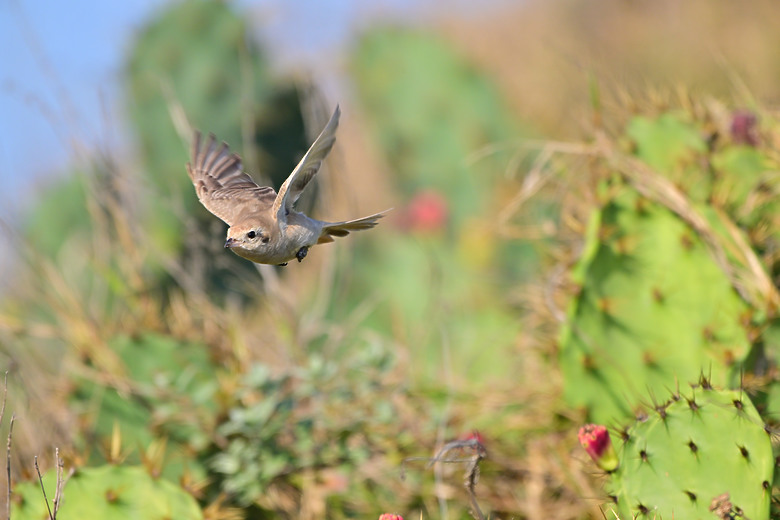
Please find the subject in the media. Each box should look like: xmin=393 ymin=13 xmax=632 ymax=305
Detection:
xmin=186 ymin=106 xmax=387 ymax=266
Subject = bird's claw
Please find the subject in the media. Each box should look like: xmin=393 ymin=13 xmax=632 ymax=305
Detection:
xmin=296 ymin=247 xmax=309 ymax=262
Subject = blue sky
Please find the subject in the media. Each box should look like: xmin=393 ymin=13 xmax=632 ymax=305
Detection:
xmin=1 ymin=0 xmax=513 ymax=222
xmin=1 ymin=0 xmax=158 ymax=213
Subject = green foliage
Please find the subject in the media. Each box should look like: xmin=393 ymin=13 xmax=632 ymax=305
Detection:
xmin=209 ymin=346 xmax=399 ymax=511
xmin=23 ymin=174 xmax=91 ymax=259
xmin=608 ymin=384 xmax=773 ymax=520
xmin=71 ymin=333 xmax=218 ymax=480
xmin=349 ymin=234 xmax=522 ymax=384
xmin=11 ymin=464 xmax=202 ymax=519
xmin=559 ymin=187 xmax=751 ymax=423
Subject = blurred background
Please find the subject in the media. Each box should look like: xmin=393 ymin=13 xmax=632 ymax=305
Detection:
xmin=1 ymin=0 xmax=780 ymax=518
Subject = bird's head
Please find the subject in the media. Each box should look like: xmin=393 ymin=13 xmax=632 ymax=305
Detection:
xmin=225 ymin=224 xmax=272 ymax=251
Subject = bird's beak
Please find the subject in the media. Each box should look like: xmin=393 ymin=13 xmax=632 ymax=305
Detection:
xmin=224 ymin=237 xmax=236 ymax=248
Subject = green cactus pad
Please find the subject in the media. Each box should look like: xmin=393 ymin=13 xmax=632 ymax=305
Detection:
xmin=11 ymin=464 xmax=202 ymax=519
xmin=559 ymin=187 xmax=751 ymax=423
xmin=626 ymin=113 xmax=711 ymax=203
xmin=609 ymin=386 xmax=773 ymax=520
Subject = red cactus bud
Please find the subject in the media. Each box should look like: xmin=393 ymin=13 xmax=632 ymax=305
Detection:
xmin=378 ymin=514 xmax=404 ymax=520
xmin=578 ymin=424 xmax=618 ymax=472
xmin=459 ymin=429 xmax=485 ymax=445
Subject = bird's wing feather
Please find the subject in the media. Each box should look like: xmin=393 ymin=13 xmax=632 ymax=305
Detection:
xmin=272 ymin=106 xmax=340 ymax=222
xmin=187 ymin=132 xmax=276 ymax=226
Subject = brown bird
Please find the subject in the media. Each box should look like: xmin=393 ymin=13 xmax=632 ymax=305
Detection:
xmin=186 ymin=106 xmax=386 ymax=266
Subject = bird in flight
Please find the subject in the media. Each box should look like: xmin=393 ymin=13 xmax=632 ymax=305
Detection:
xmin=187 ymin=106 xmax=386 ymax=266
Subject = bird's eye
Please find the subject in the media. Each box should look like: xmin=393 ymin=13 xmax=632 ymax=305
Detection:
xmin=247 ymin=230 xmax=256 ymax=239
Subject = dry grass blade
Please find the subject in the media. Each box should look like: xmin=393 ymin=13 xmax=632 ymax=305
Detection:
xmin=712 ymin=206 xmax=780 ymax=312
xmin=403 ymin=436 xmax=488 ymax=520
xmin=496 ymin=140 xmax=592 ymax=229
xmin=35 ymin=456 xmax=54 ymax=520
xmin=6 ymin=414 xmax=15 ymax=520
xmin=0 ymin=374 xmax=9 ymax=520
xmin=53 ymin=448 xmax=68 ymax=518
xmin=0 ymin=372 xmax=6 ymax=440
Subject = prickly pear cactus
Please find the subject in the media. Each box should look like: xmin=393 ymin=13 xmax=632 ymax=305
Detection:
xmin=608 ymin=384 xmax=773 ymax=520
xmin=11 ymin=464 xmax=202 ymax=519
xmin=559 ymin=186 xmax=751 ymax=423
xmin=558 ymin=100 xmax=780 ymax=424
xmin=351 ymin=27 xmax=528 ymax=227
xmin=127 ymin=0 xmax=271 ymax=196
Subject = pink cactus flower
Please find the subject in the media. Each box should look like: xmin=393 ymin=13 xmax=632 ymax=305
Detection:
xmin=378 ymin=514 xmax=404 ymax=520
xmin=399 ymin=190 xmax=448 ymax=233
xmin=578 ymin=424 xmax=618 ymax=472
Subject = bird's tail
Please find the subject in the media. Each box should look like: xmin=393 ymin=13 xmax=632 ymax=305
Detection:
xmin=317 ymin=210 xmax=390 ymax=244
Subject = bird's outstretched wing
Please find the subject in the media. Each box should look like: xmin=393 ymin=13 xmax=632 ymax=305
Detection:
xmin=187 ymin=132 xmax=276 ymax=226
xmin=273 ymin=105 xmax=340 ymax=222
